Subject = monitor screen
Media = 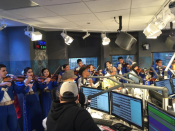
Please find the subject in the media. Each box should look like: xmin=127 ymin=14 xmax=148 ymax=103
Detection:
xmin=80 ymin=87 xmax=109 ymax=113
xmin=148 ymin=102 xmax=175 ymax=131
xmin=154 ymin=79 xmax=173 ymax=95
xmin=171 ymin=78 xmax=175 ymax=93
xmin=111 ymin=91 xmax=143 ymax=129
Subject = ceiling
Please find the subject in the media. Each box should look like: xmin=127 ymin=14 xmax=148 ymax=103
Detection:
xmin=0 ymin=0 xmax=168 ymax=32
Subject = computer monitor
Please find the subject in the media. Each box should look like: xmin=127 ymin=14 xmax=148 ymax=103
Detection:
xmin=80 ymin=86 xmax=109 ymax=113
xmin=111 ymin=91 xmax=143 ymax=129
xmin=148 ymin=102 xmax=175 ymax=131
xmin=170 ymin=78 xmax=175 ymax=93
xmin=154 ymin=79 xmax=173 ymax=95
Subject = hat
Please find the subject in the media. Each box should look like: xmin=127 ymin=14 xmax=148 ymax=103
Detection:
xmin=60 ymin=82 xmax=78 ymax=97
xmin=62 ymin=70 xmax=77 ymax=80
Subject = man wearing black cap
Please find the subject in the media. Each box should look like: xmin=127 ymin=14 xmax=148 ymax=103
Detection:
xmin=52 ymin=70 xmax=77 ymax=102
xmin=46 ymin=82 xmax=100 ymax=131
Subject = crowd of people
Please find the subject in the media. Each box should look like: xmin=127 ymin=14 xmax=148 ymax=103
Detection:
xmin=0 ymin=57 xmax=173 ymax=131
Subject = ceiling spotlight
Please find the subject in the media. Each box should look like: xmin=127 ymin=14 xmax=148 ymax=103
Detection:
xmin=24 ymin=26 xmax=42 ymax=41
xmin=0 ymin=19 xmax=7 ymax=31
xmin=143 ymin=23 xmax=162 ymax=39
xmin=101 ymin=32 xmax=110 ymax=45
xmin=82 ymin=31 xmax=90 ymax=39
xmin=155 ymin=6 xmax=174 ymax=29
xmin=61 ymin=30 xmax=74 ymax=45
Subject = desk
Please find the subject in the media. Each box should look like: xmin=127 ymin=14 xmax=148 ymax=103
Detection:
xmin=90 ymin=109 xmax=148 ymax=131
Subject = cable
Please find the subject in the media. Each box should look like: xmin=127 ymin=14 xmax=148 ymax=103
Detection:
xmin=114 ymin=17 xmax=119 ymax=24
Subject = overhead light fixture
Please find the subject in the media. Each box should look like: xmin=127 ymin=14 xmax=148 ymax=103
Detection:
xmin=82 ymin=31 xmax=90 ymax=39
xmin=61 ymin=30 xmax=74 ymax=45
xmin=24 ymin=26 xmax=42 ymax=41
xmin=143 ymin=23 xmax=162 ymax=39
xmin=143 ymin=5 xmax=175 ymax=39
xmin=155 ymin=6 xmax=174 ymax=29
xmin=101 ymin=32 xmax=110 ymax=45
xmin=0 ymin=19 xmax=7 ymax=31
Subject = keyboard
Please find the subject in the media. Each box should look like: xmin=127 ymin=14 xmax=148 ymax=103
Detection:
xmin=93 ymin=118 xmax=113 ymax=127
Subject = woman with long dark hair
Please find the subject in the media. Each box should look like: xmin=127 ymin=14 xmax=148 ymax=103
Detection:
xmin=38 ymin=68 xmax=57 ymax=118
xmin=22 ymin=67 xmax=43 ymax=131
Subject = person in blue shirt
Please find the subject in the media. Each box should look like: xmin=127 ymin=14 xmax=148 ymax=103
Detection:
xmin=22 ymin=67 xmax=44 ymax=131
xmin=168 ymin=62 xmax=175 ymax=78
xmin=74 ymin=59 xmax=83 ymax=72
xmin=116 ymin=57 xmax=130 ymax=83
xmin=74 ymin=59 xmax=83 ymax=83
xmin=0 ymin=64 xmax=26 ymax=131
xmin=101 ymin=61 xmax=113 ymax=75
xmin=38 ymin=68 xmax=57 ymax=119
xmin=152 ymin=59 xmax=166 ymax=79
xmin=57 ymin=64 xmax=70 ymax=83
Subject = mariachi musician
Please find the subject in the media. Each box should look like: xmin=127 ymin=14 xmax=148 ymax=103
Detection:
xmin=116 ymin=57 xmax=130 ymax=83
xmin=0 ymin=64 xmax=27 ymax=131
xmin=152 ymin=59 xmax=166 ymax=79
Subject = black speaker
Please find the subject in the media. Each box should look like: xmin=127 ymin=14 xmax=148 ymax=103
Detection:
xmin=115 ymin=32 xmax=137 ymax=51
xmin=165 ymin=36 xmax=175 ymax=50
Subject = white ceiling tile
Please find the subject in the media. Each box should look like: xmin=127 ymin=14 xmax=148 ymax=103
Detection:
xmin=51 ymin=22 xmax=81 ymax=29
xmin=33 ymin=16 xmax=70 ymax=24
xmin=75 ymin=20 xmax=103 ymax=25
xmin=45 ymin=2 xmax=91 ymax=15
xmin=95 ymin=9 xmax=130 ymax=20
xmin=9 ymin=7 xmax=57 ymax=18
xmin=63 ymin=13 xmax=98 ymax=22
xmin=106 ymin=24 xmax=128 ymax=31
xmin=131 ymin=6 xmax=160 ymax=17
xmin=3 ymin=19 xmax=26 ymax=27
xmin=75 ymin=20 xmax=107 ymax=30
xmin=132 ymin=0 xmax=165 ymax=9
xmin=0 ymin=11 xmax=25 ymax=20
xmin=85 ymin=0 xmax=131 ymax=12
xmin=34 ymin=23 xmax=56 ymax=28
xmin=101 ymin=17 xmax=129 ymax=25
xmin=18 ymin=19 xmax=45 ymax=25
xmin=32 ymin=0 xmax=81 ymax=6
xmin=129 ymin=15 xmax=153 ymax=25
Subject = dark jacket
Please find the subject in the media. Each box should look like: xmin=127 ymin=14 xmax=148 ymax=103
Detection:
xmin=46 ymin=102 xmax=100 ymax=131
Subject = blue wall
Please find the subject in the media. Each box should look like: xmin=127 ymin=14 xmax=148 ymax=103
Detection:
xmin=7 ymin=27 xmax=31 ymax=74
xmin=0 ymin=29 xmax=10 ymax=71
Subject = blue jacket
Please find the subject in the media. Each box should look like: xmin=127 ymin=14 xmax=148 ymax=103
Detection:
xmin=152 ymin=64 xmax=165 ymax=79
xmin=116 ymin=62 xmax=129 ymax=75
xmin=0 ymin=81 xmax=26 ymax=101
xmin=102 ymin=68 xmax=107 ymax=75
xmin=22 ymin=82 xmax=38 ymax=94
xmin=59 ymin=71 xmax=65 ymax=77
xmin=38 ymin=81 xmax=57 ymax=91
xmin=89 ymin=71 xmax=98 ymax=84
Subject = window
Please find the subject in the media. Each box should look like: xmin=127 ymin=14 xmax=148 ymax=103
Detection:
xmin=112 ymin=55 xmax=134 ymax=66
xmin=153 ymin=52 xmax=174 ymax=66
xmin=69 ymin=57 xmax=98 ymax=70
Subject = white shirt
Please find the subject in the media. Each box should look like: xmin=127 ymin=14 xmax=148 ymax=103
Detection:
xmin=24 ymin=79 xmax=33 ymax=92
xmin=0 ymin=79 xmax=11 ymax=102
